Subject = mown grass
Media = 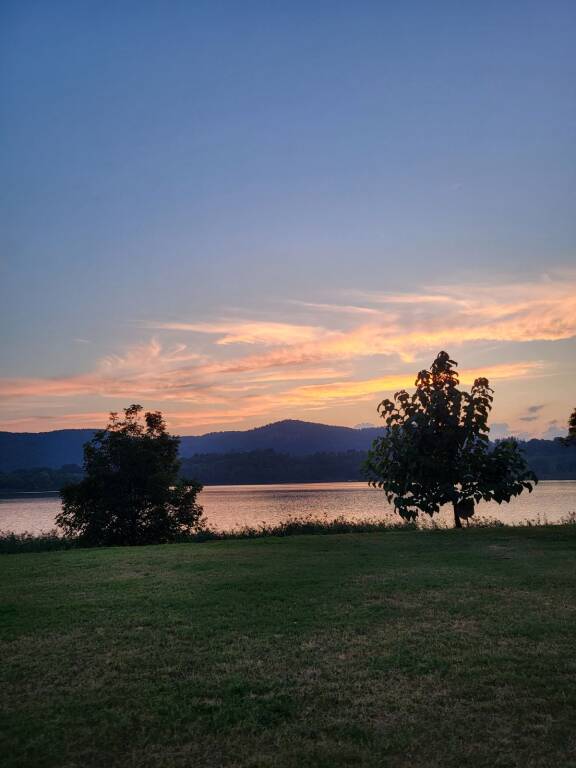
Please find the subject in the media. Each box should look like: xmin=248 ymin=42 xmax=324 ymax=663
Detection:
xmin=1 ymin=526 xmax=576 ymax=768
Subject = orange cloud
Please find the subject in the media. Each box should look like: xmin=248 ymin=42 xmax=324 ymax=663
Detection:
xmin=277 ymin=361 xmax=545 ymax=407
xmin=1 ymin=273 xmax=573 ymax=432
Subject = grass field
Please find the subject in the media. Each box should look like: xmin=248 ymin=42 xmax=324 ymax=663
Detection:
xmin=2 ymin=526 xmax=576 ymax=768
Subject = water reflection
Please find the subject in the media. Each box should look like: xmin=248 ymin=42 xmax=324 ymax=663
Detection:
xmin=1 ymin=481 xmax=575 ymax=535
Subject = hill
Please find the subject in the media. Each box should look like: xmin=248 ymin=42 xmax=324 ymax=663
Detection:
xmin=0 ymin=429 xmax=96 ymax=472
xmin=0 ymin=420 xmax=574 ymax=480
xmin=179 ymin=419 xmax=384 ymax=457
xmin=0 ymin=420 xmax=383 ymax=471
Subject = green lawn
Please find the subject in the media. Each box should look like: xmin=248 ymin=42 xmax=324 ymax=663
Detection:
xmin=2 ymin=527 xmax=576 ymax=768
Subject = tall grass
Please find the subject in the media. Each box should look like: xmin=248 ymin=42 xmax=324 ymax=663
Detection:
xmin=1 ymin=511 xmax=574 ymax=554
xmin=0 ymin=530 xmax=78 ymax=554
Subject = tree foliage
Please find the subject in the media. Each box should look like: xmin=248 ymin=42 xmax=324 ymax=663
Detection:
xmin=0 ymin=464 xmax=83 ymax=492
xmin=364 ymin=352 xmax=537 ymax=527
xmin=561 ymin=407 xmax=576 ymax=447
xmin=57 ymin=405 xmax=203 ymax=545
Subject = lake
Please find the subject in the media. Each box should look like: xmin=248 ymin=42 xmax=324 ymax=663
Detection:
xmin=1 ymin=481 xmax=575 ymax=535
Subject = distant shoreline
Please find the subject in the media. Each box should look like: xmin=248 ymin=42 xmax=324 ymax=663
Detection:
xmin=2 ymin=478 xmax=576 ymax=498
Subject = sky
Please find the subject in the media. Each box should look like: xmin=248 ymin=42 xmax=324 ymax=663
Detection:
xmin=1 ymin=1 xmax=575 ymax=438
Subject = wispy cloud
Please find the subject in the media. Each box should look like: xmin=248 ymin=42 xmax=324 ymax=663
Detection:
xmin=286 ymin=300 xmax=381 ymax=316
xmin=1 ymin=272 xmax=574 ymax=432
xmin=276 ymin=362 xmax=544 ymax=408
xmin=147 ymin=320 xmax=324 ymax=346
xmin=517 ymin=404 xmax=548 ymax=424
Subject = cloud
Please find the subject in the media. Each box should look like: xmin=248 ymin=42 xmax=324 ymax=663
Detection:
xmin=196 ymin=274 xmax=576 ymax=372
xmin=276 ymin=362 xmax=543 ymax=409
xmin=542 ymin=423 xmax=565 ymax=439
xmin=0 ymin=340 xmax=210 ymax=402
xmin=518 ymin=404 xmax=547 ymax=423
xmin=1 ymin=272 xmax=574 ymax=432
xmin=489 ymin=423 xmax=511 ymax=440
xmin=349 ymin=276 xmax=576 ymax=349
xmin=147 ymin=320 xmax=324 ymax=346
xmin=286 ymin=300 xmax=381 ymax=316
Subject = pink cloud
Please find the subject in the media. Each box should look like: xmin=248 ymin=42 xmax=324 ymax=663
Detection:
xmin=1 ymin=272 xmax=574 ymax=432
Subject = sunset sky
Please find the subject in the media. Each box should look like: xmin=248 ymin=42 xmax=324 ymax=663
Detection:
xmin=1 ymin=2 xmax=575 ymax=438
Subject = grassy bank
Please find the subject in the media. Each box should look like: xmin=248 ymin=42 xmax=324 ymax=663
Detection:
xmin=1 ymin=527 xmax=576 ymax=768
xmin=0 ymin=517 xmax=413 ymax=554
xmin=3 ymin=512 xmax=571 ymax=554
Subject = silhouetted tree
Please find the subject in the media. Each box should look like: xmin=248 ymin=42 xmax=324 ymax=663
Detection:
xmin=364 ymin=352 xmax=537 ymax=528
xmin=57 ymin=405 xmax=203 ymax=545
xmin=561 ymin=408 xmax=576 ymax=447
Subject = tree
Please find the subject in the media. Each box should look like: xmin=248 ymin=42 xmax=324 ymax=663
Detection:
xmin=561 ymin=408 xmax=576 ymax=447
xmin=57 ymin=405 xmax=204 ymax=546
xmin=364 ymin=352 xmax=537 ymax=528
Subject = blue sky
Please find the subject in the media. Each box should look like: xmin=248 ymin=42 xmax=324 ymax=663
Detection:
xmin=1 ymin=1 xmax=575 ymax=435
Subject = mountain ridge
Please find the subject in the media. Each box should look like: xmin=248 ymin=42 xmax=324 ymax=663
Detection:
xmin=0 ymin=420 xmax=384 ymax=471
xmin=0 ymin=420 xmax=573 ymax=479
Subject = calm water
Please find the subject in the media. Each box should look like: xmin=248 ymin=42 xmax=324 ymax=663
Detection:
xmin=1 ymin=481 xmax=575 ymax=535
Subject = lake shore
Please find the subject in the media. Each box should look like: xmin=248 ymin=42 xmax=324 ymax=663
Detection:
xmin=2 ymin=513 xmax=576 ymax=554
xmin=2 ymin=480 xmax=576 ymax=537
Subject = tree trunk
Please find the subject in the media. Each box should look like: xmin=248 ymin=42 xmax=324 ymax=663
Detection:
xmin=453 ymin=499 xmax=474 ymax=529
xmin=453 ymin=502 xmax=463 ymax=529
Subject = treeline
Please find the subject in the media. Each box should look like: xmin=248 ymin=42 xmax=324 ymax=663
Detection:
xmin=180 ymin=449 xmax=366 ymax=485
xmin=0 ymin=452 xmax=367 ymax=491
xmin=180 ymin=443 xmax=576 ymax=484
xmin=522 ymin=440 xmax=576 ymax=480
xmin=0 ymin=464 xmax=84 ymax=492
xmin=1 ymin=442 xmax=575 ymax=492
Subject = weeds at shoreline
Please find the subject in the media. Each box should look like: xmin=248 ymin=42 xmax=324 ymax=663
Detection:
xmin=1 ymin=512 xmax=575 ymax=554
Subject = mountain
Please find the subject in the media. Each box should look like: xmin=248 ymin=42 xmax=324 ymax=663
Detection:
xmin=0 ymin=429 xmax=96 ymax=472
xmin=178 ymin=420 xmax=384 ymax=457
xmin=0 ymin=420 xmax=574 ymax=479
xmin=0 ymin=420 xmax=383 ymax=471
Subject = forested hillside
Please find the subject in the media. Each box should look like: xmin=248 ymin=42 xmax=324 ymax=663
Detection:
xmin=2 ymin=442 xmax=574 ymax=492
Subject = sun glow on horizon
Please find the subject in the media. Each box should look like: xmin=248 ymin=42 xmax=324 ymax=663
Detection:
xmin=1 ymin=274 xmax=574 ymax=439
